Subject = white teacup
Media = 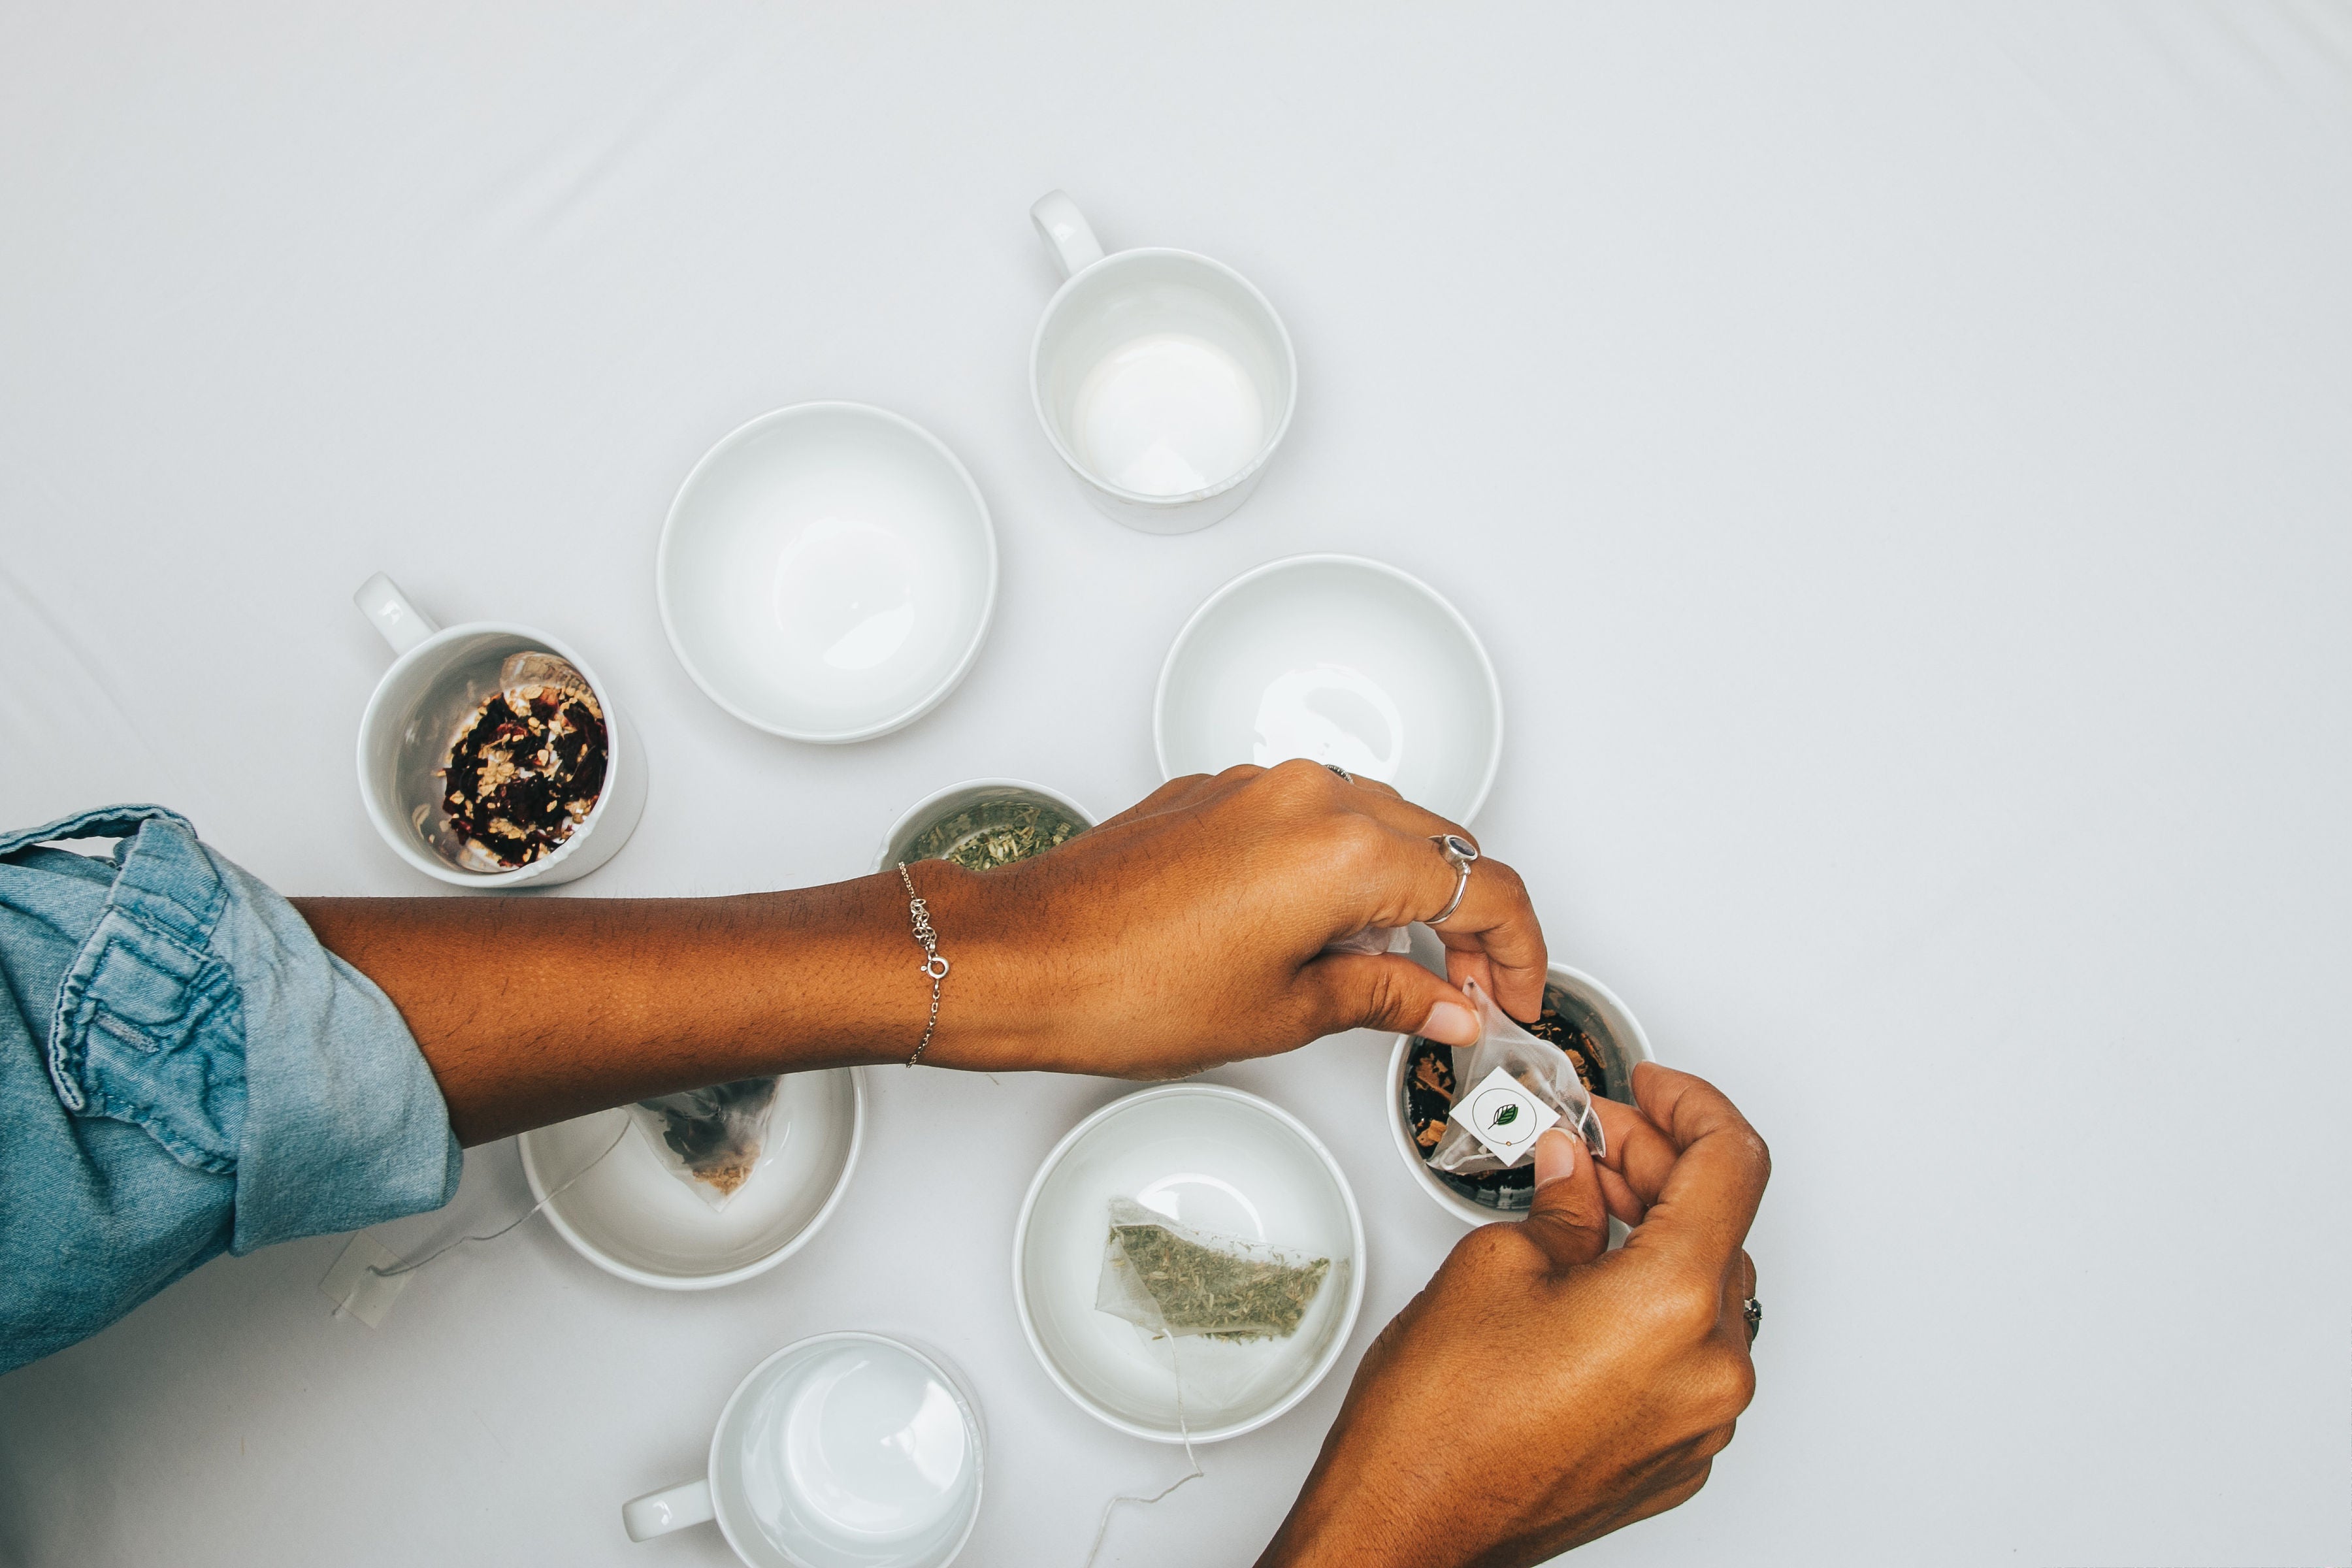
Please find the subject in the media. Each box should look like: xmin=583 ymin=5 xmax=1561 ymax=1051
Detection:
xmin=1028 ymin=190 xmax=1298 ymax=534
xmin=623 ymin=1333 xmax=986 ymax=1568
xmin=351 ymin=572 xmax=647 ymax=888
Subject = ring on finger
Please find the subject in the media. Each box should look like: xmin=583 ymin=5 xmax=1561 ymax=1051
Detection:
xmin=1425 ymin=834 xmax=1479 ymax=926
xmin=1324 ymin=763 xmax=1354 ymax=783
xmin=1742 ymin=1296 xmax=1762 ymax=1345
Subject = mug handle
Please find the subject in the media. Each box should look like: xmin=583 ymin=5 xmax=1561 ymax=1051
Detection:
xmin=621 ymin=1478 xmax=715 ymax=1543
xmin=353 ymin=572 xmax=441 ymax=656
xmin=1030 ymin=189 xmax=1105 ymax=280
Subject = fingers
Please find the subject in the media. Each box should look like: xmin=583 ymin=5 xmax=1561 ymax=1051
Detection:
xmin=1618 ymin=1062 xmax=1771 ymax=1269
xmin=1294 ymin=951 xmax=1480 ymax=1046
xmin=1521 ymin=1128 xmax=1610 ymax=1271
xmin=1592 ymin=1094 xmax=1683 ymax=1209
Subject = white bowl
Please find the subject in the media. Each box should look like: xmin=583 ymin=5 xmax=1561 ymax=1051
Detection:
xmin=869 ymin=777 xmax=1096 ymax=874
xmin=1011 ymin=1085 xmax=1365 ymax=1444
xmin=519 ymin=1068 xmax=864 ymax=1290
xmin=1154 ymin=554 xmax=1504 ymax=823
xmin=657 ymin=403 xmax=998 ymax=743
xmin=1388 ymin=964 xmax=1654 ymax=1226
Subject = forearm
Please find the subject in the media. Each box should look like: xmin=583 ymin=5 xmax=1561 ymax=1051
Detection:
xmin=293 ymin=868 xmax=967 ymax=1145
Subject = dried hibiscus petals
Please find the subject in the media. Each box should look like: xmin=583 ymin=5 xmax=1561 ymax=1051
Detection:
xmin=438 ymin=655 xmax=608 ymax=871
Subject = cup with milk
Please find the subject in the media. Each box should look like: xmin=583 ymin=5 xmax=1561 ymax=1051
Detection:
xmin=623 ymin=1333 xmax=985 ymax=1568
xmin=1027 ymin=190 xmax=1298 ymax=533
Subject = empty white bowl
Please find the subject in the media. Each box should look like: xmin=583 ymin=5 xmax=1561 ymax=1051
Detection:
xmin=870 ymin=777 xmax=1096 ymax=874
xmin=519 ymin=1068 xmax=864 ymax=1290
xmin=1388 ymin=963 xmax=1654 ymax=1226
xmin=1155 ymin=554 xmax=1504 ymax=823
xmin=1012 ymin=1085 xmax=1365 ymax=1444
xmin=658 ymin=404 xmax=998 ymax=743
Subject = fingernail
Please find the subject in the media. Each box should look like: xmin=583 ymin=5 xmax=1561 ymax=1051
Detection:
xmin=1533 ymin=1128 xmax=1577 ymax=1187
xmin=1419 ymin=1001 xmax=1477 ymax=1045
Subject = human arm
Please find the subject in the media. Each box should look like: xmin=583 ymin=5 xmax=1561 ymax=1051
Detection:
xmin=294 ymin=759 xmax=1549 ymax=1146
xmin=1257 ymin=1064 xmax=1770 ymax=1568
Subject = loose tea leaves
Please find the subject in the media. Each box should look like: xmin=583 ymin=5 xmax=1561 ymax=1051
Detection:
xmin=627 ymin=1077 xmax=782 ymax=1211
xmin=904 ymin=796 xmax=1084 ymax=872
xmin=439 ymin=651 xmax=607 ymax=872
xmin=1096 ymin=1198 xmax=1331 ymax=1341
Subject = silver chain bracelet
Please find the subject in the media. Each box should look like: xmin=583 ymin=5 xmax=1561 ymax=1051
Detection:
xmin=896 ymin=862 xmax=949 ymax=1067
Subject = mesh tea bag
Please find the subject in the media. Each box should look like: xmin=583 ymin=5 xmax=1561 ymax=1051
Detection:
xmin=1096 ymin=1197 xmax=1332 ymax=1341
xmin=440 ymin=651 xmax=609 ymax=872
xmin=627 ymin=1077 xmax=782 ymax=1210
xmin=1426 ymin=980 xmax=1607 ymax=1177
xmin=1321 ymin=924 xmax=1411 ymax=958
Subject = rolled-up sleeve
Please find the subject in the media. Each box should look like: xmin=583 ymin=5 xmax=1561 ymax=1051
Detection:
xmin=1 ymin=806 xmax=461 ymax=1372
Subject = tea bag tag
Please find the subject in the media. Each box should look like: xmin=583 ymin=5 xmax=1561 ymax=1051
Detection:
xmin=1454 ymin=1066 xmax=1560 ymax=1167
xmin=320 ymin=1235 xmax=412 ymax=1328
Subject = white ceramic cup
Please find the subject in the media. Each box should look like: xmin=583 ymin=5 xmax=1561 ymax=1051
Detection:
xmin=1028 ymin=190 xmax=1297 ymax=534
xmin=1388 ymin=957 xmax=1655 ymax=1226
xmin=869 ymin=777 xmax=1096 ymax=874
xmin=623 ymin=1333 xmax=985 ymax=1568
xmin=351 ymin=572 xmax=647 ymax=888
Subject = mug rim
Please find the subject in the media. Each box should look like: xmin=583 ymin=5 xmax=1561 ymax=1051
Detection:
xmin=868 ymin=776 xmax=1097 ymax=874
xmin=354 ymin=619 xmax=627 ymax=888
xmin=704 ymin=1330 xmax=987 ymax=1568
xmin=1027 ymin=246 xmax=1299 ymax=509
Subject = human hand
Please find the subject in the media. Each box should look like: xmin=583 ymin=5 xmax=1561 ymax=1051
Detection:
xmin=1256 ymin=1063 xmax=1769 ymax=1568
xmin=917 ymin=759 xmax=1544 ymax=1077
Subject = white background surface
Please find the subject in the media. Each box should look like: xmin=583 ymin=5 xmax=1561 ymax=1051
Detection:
xmin=3 ymin=3 xmax=2349 ymax=1564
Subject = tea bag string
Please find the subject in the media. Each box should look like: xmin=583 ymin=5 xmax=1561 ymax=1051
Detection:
xmin=1080 ymin=1331 xmax=1205 ymax=1568
xmin=367 ymin=1120 xmax=629 ymax=1280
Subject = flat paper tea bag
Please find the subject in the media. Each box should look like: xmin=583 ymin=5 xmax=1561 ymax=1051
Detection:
xmin=628 ymin=1077 xmax=782 ymax=1211
xmin=1426 ymin=979 xmax=1606 ymax=1176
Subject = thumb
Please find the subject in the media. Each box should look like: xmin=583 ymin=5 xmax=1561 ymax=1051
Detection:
xmin=1521 ymin=1128 xmax=1610 ymax=1271
xmin=1296 ymin=953 xmax=1482 ymax=1046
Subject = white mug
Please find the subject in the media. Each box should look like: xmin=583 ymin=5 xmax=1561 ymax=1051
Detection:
xmin=623 ymin=1333 xmax=986 ymax=1568
xmin=1028 ymin=190 xmax=1298 ymax=534
xmin=351 ymin=572 xmax=647 ymax=888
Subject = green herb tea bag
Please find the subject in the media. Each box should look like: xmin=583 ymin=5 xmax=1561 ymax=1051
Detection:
xmin=1095 ymin=1197 xmax=1331 ymax=1341
xmin=627 ymin=1077 xmax=782 ymax=1211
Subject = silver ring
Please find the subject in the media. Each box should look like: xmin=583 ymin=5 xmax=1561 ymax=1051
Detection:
xmin=1324 ymin=763 xmax=1354 ymax=783
xmin=1424 ymin=833 xmax=1478 ymax=926
xmin=1743 ymin=1296 xmax=1762 ymax=1345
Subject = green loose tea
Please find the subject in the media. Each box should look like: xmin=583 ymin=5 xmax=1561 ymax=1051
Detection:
xmin=1098 ymin=1198 xmax=1331 ymax=1341
xmin=904 ymin=797 xmax=1085 ymax=872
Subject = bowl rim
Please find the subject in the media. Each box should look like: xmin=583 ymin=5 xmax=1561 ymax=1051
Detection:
xmin=1027 ymin=245 xmax=1299 ymax=509
xmin=1151 ymin=552 xmax=1505 ymax=824
xmin=1009 ymin=1082 xmax=1368 ymax=1445
xmin=704 ymin=1330 xmax=986 ymax=1568
xmin=519 ymin=1066 xmax=868 ymax=1291
xmin=1385 ymin=964 xmax=1656 ymax=1226
xmin=354 ymin=619 xmax=630 ymax=889
xmin=654 ymin=400 xmax=1000 ymax=744
xmin=868 ymin=776 xmax=1098 ymax=875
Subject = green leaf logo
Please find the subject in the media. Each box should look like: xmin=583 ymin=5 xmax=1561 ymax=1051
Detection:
xmin=1491 ymin=1103 xmax=1520 ymax=1128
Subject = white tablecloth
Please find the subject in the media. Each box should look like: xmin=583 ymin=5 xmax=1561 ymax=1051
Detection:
xmin=4 ymin=4 xmax=2349 ymax=1564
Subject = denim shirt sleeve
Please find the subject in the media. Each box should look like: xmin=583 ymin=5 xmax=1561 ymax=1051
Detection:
xmin=0 ymin=805 xmax=462 ymax=1373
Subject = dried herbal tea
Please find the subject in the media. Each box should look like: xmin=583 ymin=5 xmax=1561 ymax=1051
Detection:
xmin=627 ymin=1077 xmax=781 ymax=1211
xmin=1405 ymin=983 xmax=1617 ymax=1205
xmin=1096 ymin=1198 xmax=1331 ymax=1341
xmin=904 ymin=796 xmax=1084 ymax=873
xmin=439 ymin=652 xmax=607 ymax=872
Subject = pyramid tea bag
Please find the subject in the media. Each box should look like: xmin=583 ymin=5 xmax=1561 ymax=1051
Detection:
xmin=1426 ymin=979 xmax=1606 ymax=1177
xmin=1096 ymin=1197 xmax=1331 ymax=1341
xmin=627 ymin=1077 xmax=782 ymax=1210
